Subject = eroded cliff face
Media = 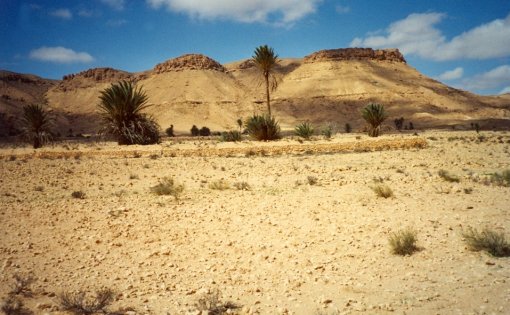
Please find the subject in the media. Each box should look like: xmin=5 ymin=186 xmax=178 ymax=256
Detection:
xmin=304 ymin=48 xmax=406 ymax=63
xmin=153 ymin=54 xmax=227 ymax=73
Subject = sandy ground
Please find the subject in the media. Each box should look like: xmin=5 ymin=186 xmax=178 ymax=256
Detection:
xmin=0 ymin=130 xmax=509 ymax=315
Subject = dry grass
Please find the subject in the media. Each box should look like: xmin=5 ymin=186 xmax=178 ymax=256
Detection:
xmin=438 ymin=169 xmax=460 ymax=183
xmin=389 ymin=228 xmax=419 ymax=256
xmin=58 ymin=288 xmax=115 ymax=315
xmin=209 ymin=179 xmax=230 ymax=190
xmin=150 ymin=177 xmax=184 ymax=200
xmin=371 ymin=183 xmax=393 ymax=198
xmin=463 ymin=227 xmax=510 ymax=257
xmin=194 ymin=289 xmax=241 ymax=315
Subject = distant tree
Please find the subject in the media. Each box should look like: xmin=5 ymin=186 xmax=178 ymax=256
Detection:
xmin=20 ymin=104 xmax=53 ymax=149
xmin=361 ymin=103 xmax=387 ymax=137
xmin=252 ymin=45 xmax=279 ymax=116
xmin=345 ymin=123 xmax=352 ymax=133
xmin=394 ymin=117 xmax=404 ymax=131
xmin=165 ymin=125 xmax=175 ymax=137
xmin=190 ymin=125 xmax=199 ymax=136
xmin=409 ymin=122 xmax=414 ymax=130
xmin=199 ymin=126 xmax=211 ymax=136
xmin=98 ymin=80 xmax=160 ymax=145
xmin=237 ymin=118 xmax=243 ymax=132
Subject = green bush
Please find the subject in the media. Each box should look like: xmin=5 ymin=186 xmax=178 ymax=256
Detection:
xmin=361 ymin=103 xmax=387 ymax=137
xmin=221 ymin=130 xmax=242 ymax=142
xmin=295 ymin=122 xmax=314 ymax=139
xmin=98 ymin=81 xmax=160 ymax=145
xmin=321 ymin=124 xmax=334 ymax=139
xmin=389 ymin=228 xmax=419 ymax=256
xmin=489 ymin=170 xmax=510 ymax=187
xmin=463 ymin=227 xmax=510 ymax=257
xmin=20 ymin=104 xmax=53 ymax=149
xmin=245 ymin=115 xmax=281 ymax=141
xmin=199 ymin=126 xmax=211 ymax=136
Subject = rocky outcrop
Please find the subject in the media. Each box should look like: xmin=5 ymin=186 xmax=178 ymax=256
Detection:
xmin=62 ymin=68 xmax=132 ymax=82
xmin=153 ymin=54 xmax=227 ymax=73
xmin=304 ymin=48 xmax=406 ymax=63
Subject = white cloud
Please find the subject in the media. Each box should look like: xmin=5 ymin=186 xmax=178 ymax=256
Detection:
xmin=78 ymin=9 xmax=95 ymax=17
xmin=101 ymin=0 xmax=125 ymax=10
xmin=29 ymin=47 xmax=94 ymax=63
xmin=500 ymin=86 xmax=510 ymax=94
xmin=50 ymin=8 xmax=72 ymax=20
xmin=462 ymin=65 xmax=510 ymax=91
xmin=350 ymin=12 xmax=510 ymax=61
xmin=438 ymin=67 xmax=464 ymax=81
xmin=146 ymin=0 xmax=321 ymax=24
xmin=335 ymin=5 xmax=350 ymax=14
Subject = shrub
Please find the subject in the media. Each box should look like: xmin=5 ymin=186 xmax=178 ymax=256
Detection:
xmin=150 ymin=177 xmax=184 ymax=200
xmin=10 ymin=273 xmax=35 ymax=297
xmin=389 ymin=228 xmax=419 ymax=256
xmin=71 ymin=191 xmax=86 ymax=199
xmin=233 ymin=181 xmax=251 ymax=191
xmin=394 ymin=117 xmax=404 ymax=131
xmin=489 ymin=170 xmax=510 ymax=187
xmin=199 ymin=126 xmax=211 ymax=136
xmin=221 ymin=131 xmax=242 ymax=142
xmin=462 ymin=227 xmax=510 ymax=257
xmin=245 ymin=115 xmax=281 ymax=141
xmin=361 ymin=103 xmax=387 ymax=137
xmin=58 ymin=288 xmax=115 ymax=315
xmin=1 ymin=295 xmax=31 ymax=315
xmin=371 ymin=184 xmax=393 ymax=198
xmin=438 ymin=169 xmax=460 ymax=183
xmin=344 ymin=123 xmax=352 ymax=133
xmin=165 ymin=125 xmax=175 ymax=137
xmin=194 ymin=289 xmax=241 ymax=315
xmin=321 ymin=124 xmax=334 ymax=139
xmin=295 ymin=122 xmax=314 ymax=139
xmin=307 ymin=176 xmax=318 ymax=185
xmin=236 ymin=118 xmax=243 ymax=131
xmin=19 ymin=104 xmax=53 ymax=149
xmin=191 ymin=125 xmax=199 ymax=136
xmin=98 ymin=80 xmax=161 ymax=145
xmin=209 ymin=179 xmax=230 ymax=190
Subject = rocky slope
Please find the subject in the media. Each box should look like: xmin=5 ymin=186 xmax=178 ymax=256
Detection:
xmin=1 ymin=48 xmax=509 ymax=136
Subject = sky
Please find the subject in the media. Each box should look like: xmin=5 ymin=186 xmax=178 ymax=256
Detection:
xmin=1 ymin=0 xmax=510 ymax=95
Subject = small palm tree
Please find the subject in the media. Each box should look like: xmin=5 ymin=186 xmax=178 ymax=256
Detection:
xmin=98 ymin=80 xmax=160 ymax=145
xmin=361 ymin=103 xmax=387 ymax=137
xmin=20 ymin=104 xmax=53 ymax=148
xmin=252 ymin=45 xmax=279 ymax=116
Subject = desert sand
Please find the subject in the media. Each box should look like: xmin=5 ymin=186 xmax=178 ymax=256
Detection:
xmin=1 ymin=130 xmax=509 ymax=314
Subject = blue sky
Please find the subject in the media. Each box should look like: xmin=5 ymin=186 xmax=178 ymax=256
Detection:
xmin=1 ymin=0 xmax=510 ymax=95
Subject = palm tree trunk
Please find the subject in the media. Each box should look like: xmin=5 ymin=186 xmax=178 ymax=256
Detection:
xmin=265 ymin=74 xmax=271 ymax=116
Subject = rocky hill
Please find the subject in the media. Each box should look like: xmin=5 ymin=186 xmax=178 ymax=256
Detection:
xmin=1 ymin=49 xmax=509 ymax=136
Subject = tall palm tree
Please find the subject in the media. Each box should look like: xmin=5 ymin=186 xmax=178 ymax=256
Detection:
xmin=252 ymin=45 xmax=279 ymax=116
xmin=20 ymin=104 xmax=53 ymax=148
xmin=98 ymin=80 xmax=160 ymax=145
xmin=361 ymin=103 xmax=387 ymax=137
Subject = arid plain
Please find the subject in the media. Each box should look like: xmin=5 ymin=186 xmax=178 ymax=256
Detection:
xmin=1 ymin=130 xmax=509 ymax=314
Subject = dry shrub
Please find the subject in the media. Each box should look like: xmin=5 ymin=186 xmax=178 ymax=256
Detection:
xmin=209 ymin=179 xmax=230 ymax=191
xmin=438 ymin=169 xmax=460 ymax=183
xmin=371 ymin=184 xmax=393 ymax=198
xmin=389 ymin=228 xmax=419 ymax=256
xmin=463 ymin=227 xmax=510 ymax=257
xmin=150 ymin=177 xmax=184 ymax=200
xmin=58 ymin=288 xmax=115 ymax=315
xmin=194 ymin=289 xmax=241 ymax=315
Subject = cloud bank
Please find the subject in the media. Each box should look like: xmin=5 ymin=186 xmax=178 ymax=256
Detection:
xmin=438 ymin=67 xmax=464 ymax=81
xmin=29 ymin=47 xmax=94 ymax=63
xmin=462 ymin=65 xmax=510 ymax=92
xmin=146 ymin=0 xmax=321 ymax=24
xmin=101 ymin=0 xmax=125 ymax=10
xmin=350 ymin=12 xmax=510 ymax=61
xmin=50 ymin=8 xmax=72 ymax=20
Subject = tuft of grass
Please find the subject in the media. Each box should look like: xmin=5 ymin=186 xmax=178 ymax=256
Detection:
xmin=321 ymin=124 xmax=334 ymax=139
xmin=462 ymin=227 xmax=510 ymax=257
xmin=438 ymin=169 xmax=460 ymax=183
xmin=371 ymin=184 xmax=393 ymax=198
xmin=10 ymin=273 xmax=35 ymax=297
xmin=307 ymin=176 xmax=318 ymax=185
xmin=389 ymin=228 xmax=419 ymax=256
xmin=194 ymin=289 xmax=241 ymax=315
xmin=71 ymin=191 xmax=86 ymax=199
xmin=233 ymin=181 xmax=251 ymax=191
xmin=150 ymin=177 xmax=184 ymax=200
xmin=209 ymin=179 xmax=230 ymax=191
xmin=221 ymin=130 xmax=242 ymax=142
xmin=489 ymin=169 xmax=510 ymax=187
xmin=1 ymin=295 xmax=32 ymax=315
xmin=58 ymin=288 xmax=115 ymax=315
xmin=295 ymin=122 xmax=314 ymax=140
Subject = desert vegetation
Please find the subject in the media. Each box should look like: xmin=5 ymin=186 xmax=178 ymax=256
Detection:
xmin=245 ymin=114 xmax=281 ymax=141
xmin=252 ymin=45 xmax=279 ymax=116
xmin=19 ymin=104 xmax=53 ymax=149
xmin=295 ymin=122 xmax=314 ymax=140
xmin=98 ymin=80 xmax=160 ymax=145
xmin=361 ymin=103 xmax=387 ymax=137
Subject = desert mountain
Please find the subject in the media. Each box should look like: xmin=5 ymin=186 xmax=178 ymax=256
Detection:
xmin=1 ymin=48 xmax=509 ymax=136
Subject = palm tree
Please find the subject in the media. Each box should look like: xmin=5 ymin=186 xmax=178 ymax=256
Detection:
xmin=20 ymin=104 xmax=53 ymax=148
xmin=98 ymin=80 xmax=160 ymax=145
xmin=252 ymin=45 xmax=279 ymax=116
xmin=361 ymin=103 xmax=387 ymax=137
